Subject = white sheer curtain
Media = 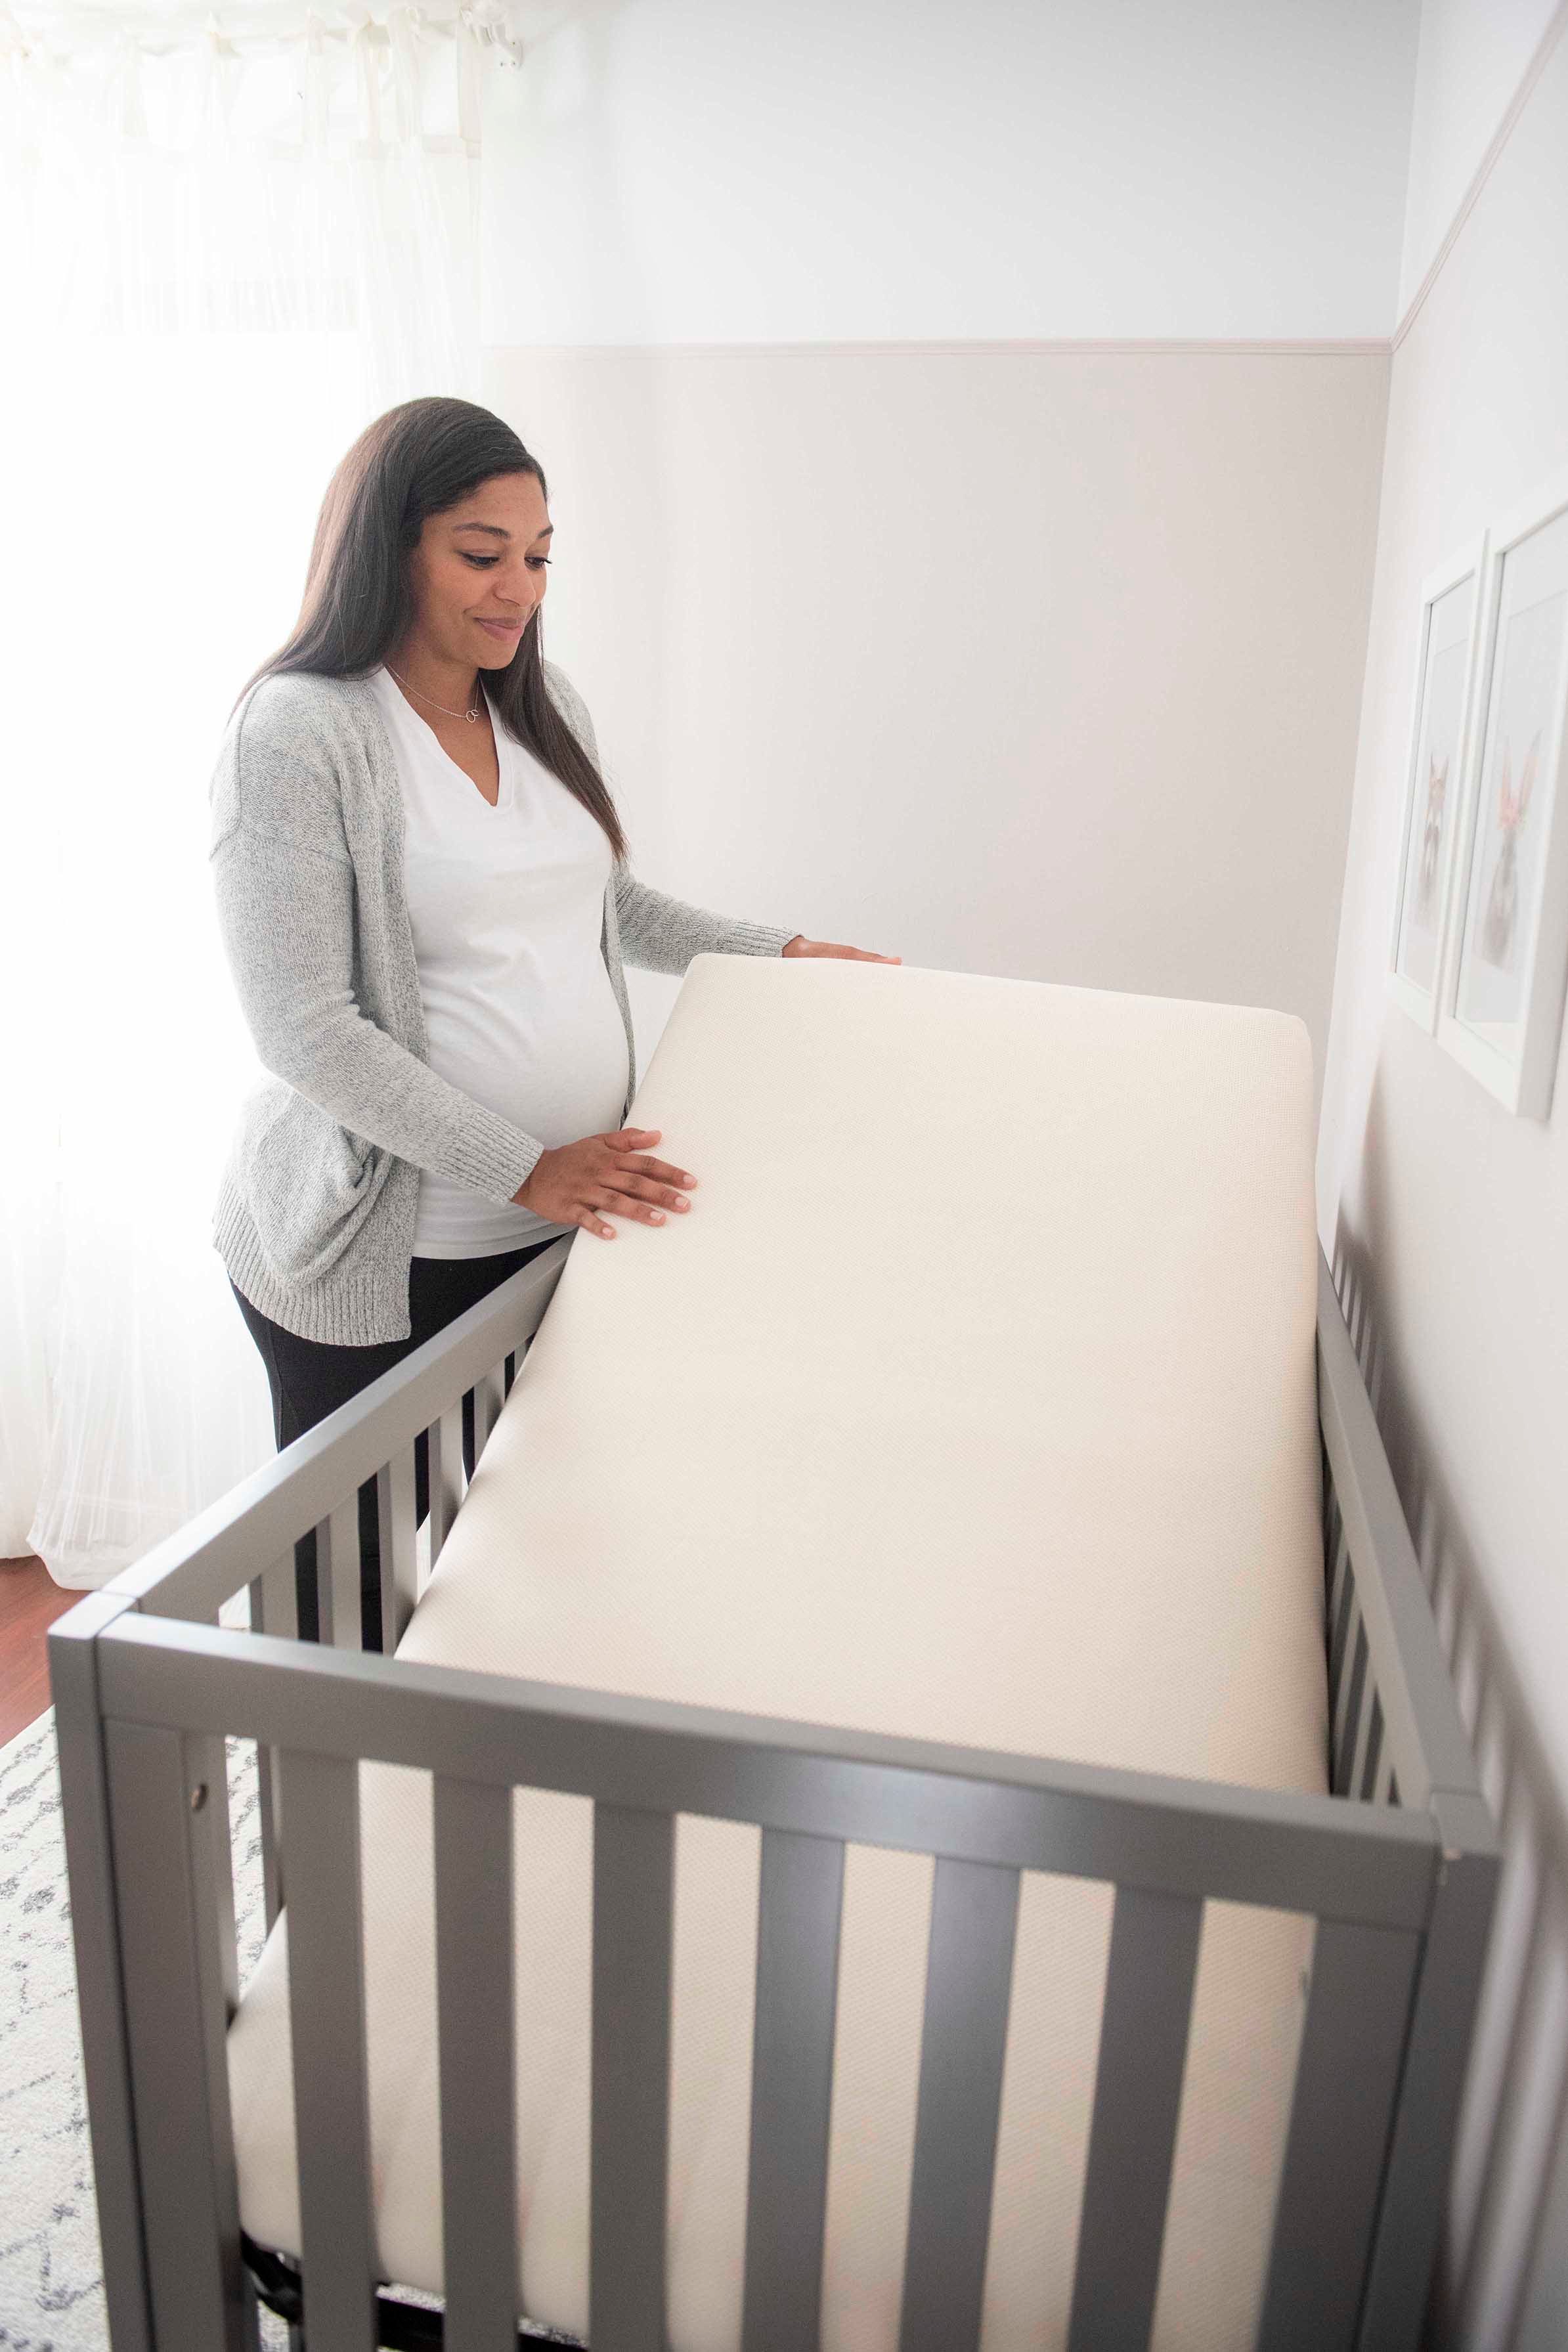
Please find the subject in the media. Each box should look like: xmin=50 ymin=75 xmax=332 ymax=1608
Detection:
xmin=0 ymin=0 xmax=525 ymax=1583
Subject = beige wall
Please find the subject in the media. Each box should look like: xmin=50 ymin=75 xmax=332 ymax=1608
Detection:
xmin=482 ymin=343 xmax=1388 ymax=1111
xmin=1317 ymin=19 xmax=1568 ymax=2345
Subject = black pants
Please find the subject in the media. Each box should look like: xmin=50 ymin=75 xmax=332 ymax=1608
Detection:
xmin=230 ymin=1241 xmax=559 ymax=1649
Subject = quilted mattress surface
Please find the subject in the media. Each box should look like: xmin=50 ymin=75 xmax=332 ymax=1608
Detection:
xmin=227 ymin=953 xmax=1329 ymax=2351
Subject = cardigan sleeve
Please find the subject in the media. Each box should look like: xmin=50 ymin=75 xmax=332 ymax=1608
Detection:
xmin=613 ymin=865 xmax=799 ymax=975
xmin=541 ymin=658 xmax=800 ymax=974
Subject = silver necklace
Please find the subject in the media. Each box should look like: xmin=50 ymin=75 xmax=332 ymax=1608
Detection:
xmin=387 ymin=663 xmax=483 ymax=722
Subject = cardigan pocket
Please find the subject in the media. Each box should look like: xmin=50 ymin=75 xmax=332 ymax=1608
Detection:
xmin=240 ymin=1078 xmax=389 ymax=1284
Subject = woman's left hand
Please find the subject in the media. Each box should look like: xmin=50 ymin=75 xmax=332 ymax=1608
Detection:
xmin=781 ymin=935 xmax=901 ymax=963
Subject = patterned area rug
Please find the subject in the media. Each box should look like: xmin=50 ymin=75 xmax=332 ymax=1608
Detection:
xmin=0 ymin=1592 xmax=580 ymax=2350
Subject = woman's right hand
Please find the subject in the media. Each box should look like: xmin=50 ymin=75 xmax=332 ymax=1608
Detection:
xmin=512 ymin=1127 xmax=697 ymax=1240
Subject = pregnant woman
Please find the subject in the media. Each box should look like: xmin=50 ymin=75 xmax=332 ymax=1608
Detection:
xmin=210 ymin=394 xmax=900 ymax=1647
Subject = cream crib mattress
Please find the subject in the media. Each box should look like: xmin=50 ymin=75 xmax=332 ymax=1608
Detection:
xmin=227 ymin=955 xmax=1329 ymax=2352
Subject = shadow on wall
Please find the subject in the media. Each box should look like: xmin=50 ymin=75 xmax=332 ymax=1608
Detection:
xmin=1331 ymin=1062 xmax=1568 ymax=2352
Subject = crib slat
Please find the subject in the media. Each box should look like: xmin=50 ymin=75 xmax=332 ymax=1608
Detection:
xmin=1356 ymin=1690 xmax=1385 ymax=1803
xmin=1334 ymin=1613 xmax=1371 ymax=1797
xmin=898 ymin=1856 xmax=1021 ymax=2352
xmin=278 ymin=1750 xmax=377 ymax=2352
xmin=1330 ymin=1583 xmax=1363 ymax=1784
xmin=434 ymin=1777 xmax=517 ymax=2352
xmin=742 ymin=1830 xmax=845 ymax=2352
xmin=428 ymin=1406 xmax=464 ymax=1565
xmin=251 ymin=1551 xmax=299 ymax=1640
xmin=591 ymin=1804 xmax=674 ymax=2352
xmin=316 ymin=1500 xmax=362 ymax=1652
xmin=250 ymin=1555 xmax=295 ymax=1927
xmin=1066 ymin=1884 xmax=1203 ymax=2352
xmin=189 ymin=1731 xmax=240 ymax=2022
xmin=376 ymin=1447 xmax=418 ymax=1653
xmin=444 ymin=1399 xmax=468 ymax=1491
xmin=475 ymin=1361 xmax=506 ymax=1458
xmin=1328 ymin=1556 xmax=1358 ymax=1719
xmin=1256 ymin=1917 xmax=1422 ymax=2349
xmin=1326 ymin=1512 xmax=1350 ymax=1628
xmin=1347 ymin=1664 xmax=1376 ymax=1797
xmin=257 ymin=1745 xmax=283 ymax=1930
xmin=1322 ymin=1458 xmax=1343 ymax=1556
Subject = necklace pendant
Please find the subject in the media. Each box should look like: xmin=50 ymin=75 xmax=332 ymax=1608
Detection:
xmin=387 ymin=661 xmax=487 ymax=726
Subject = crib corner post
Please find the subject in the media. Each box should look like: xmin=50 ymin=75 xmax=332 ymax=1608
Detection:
xmin=100 ymin=1695 xmax=256 ymax=2351
xmin=1354 ymin=1790 xmax=1502 ymax=2351
xmin=48 ymin=1591 xmax=157 ymax=2352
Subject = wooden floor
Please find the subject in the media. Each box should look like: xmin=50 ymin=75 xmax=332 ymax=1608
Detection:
xmin=1 ymin=1555 xmax=82 ymax=1745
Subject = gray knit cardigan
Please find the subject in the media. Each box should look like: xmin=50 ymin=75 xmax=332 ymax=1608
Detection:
xmin=209 ymin=657 xmax=797 ymax=1344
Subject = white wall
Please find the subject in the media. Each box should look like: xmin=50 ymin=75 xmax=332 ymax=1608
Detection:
xmin=1397 ymin=0 xmax=1563 ymax=317
xmin=1318 ymin=19 xmax=1568 ymax=1800
xmin=1317 ymin=16 xmax=1568 ymax=2340
xmin=487 ymin=0 xmax=1421 ymax=343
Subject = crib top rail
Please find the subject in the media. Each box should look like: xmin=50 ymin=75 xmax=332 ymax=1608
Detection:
xmin=68 ymin=1594 xmax=1461 ymax=1932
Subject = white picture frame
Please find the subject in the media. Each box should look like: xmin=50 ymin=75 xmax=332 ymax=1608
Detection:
xmin=1437 ymin=459 xmax=1568 ymax=1120
xmin=1387 ymin=536 xmax=1489 ymax=1032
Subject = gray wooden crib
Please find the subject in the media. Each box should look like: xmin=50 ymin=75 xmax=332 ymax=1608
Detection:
xmin=50 ymin=1236 xmax=1499 ymax=2352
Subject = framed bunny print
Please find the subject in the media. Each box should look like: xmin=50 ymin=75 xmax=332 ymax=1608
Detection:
xmin=1388 ymin=536 xmax=1489 ymax=1030
xmin=1438 ymin=459 xmax=1568 ymax=1119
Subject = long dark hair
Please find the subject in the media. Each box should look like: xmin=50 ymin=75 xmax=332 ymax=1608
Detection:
xmin=231 ymin=396 xmax=630 ymax=863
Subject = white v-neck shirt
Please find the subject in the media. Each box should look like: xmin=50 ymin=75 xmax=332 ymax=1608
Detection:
xmin=365 ymin=664 xmax=630 ymax=1257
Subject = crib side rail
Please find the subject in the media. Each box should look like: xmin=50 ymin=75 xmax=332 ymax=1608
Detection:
xmin=104 ymin=1236 xmax=573 ymax=1632
xmin=1316 ymin=1244 xmax=1480 ymax=1815
xmin=66 ymin=1600 xmax=1476 ymax=2352
xmin=94 ymin=1609 xmax=1443 ymax=1921
xmin=1313 ymin=1247 xmax=1502 ymax=2347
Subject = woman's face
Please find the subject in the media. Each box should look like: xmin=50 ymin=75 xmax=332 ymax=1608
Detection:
xmin=407 ymin=469 xmax=553 ymax=668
